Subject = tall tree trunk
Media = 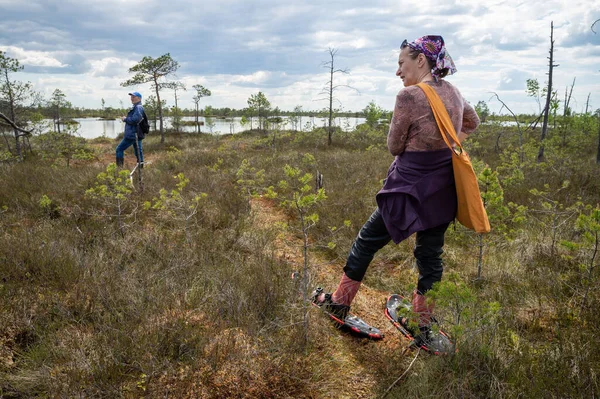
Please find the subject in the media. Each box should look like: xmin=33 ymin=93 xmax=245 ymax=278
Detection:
xmin=538 ymin=21 xmax=557 ymax=163
xmin=3 ymin=70 xmax=20 ymax=159
xmin=154 ymin=76 xmax=164 ymax=144
xmin=328 ymin=54 xmax=334 ymax=146
xmin=561 ymin=78 xmax=575 ymax=144
xmin=2 ymin=132 xmax=13 ymax=153
xmin=8 ymin=90 xmax=22 ymax=160
xmin=585 ymin=93 xmax=591 ymax=114
xmin=174 ymin=88 xmax=179 ymax=134
xmin=596 ymin=112 xmax=600 ymax=164
xmin=564 ymin=77 xmax=575 ymax=117
xmin=195 ymin=103 xmax=199 ymax=133
xmin=56 ymin=104 xmax=61 ymax=134
xmin=25 ymin=135 xmax=33 ymax=154
xmin=11 ymin=125 xmax=21 ymax=161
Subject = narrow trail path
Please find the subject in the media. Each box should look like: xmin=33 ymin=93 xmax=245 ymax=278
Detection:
xmin=250 ymin=197 xmax=414 ymax=398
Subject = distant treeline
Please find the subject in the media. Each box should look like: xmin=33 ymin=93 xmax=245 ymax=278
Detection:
xmin=6 ymin=104 xmax=376 ymax=120
xmin=0 ymin=99 xmax=552 ymax=122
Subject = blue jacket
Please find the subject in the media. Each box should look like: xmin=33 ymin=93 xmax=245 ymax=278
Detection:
xmin=123 ymin=103 xmax=144 ymax=140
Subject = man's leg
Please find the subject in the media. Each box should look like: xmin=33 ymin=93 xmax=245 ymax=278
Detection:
xmin=115 ymin=137 xmax=134 ymax=167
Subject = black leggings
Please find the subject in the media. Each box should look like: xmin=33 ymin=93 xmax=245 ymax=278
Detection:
xmin=343 ymin=208 xmax=449 ymax=294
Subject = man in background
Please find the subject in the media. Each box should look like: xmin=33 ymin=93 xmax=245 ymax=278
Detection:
xmin=116 ymin=91 xmax=144 ymax=168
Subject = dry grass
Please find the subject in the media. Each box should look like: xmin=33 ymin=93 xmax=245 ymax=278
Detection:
xmin=1 ymin=124 xmax=599 ymax=398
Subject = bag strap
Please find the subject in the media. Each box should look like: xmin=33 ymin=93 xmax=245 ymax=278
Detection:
xmin=416 ymin=82 xmax=464 ymax=155
xmin=135 ymin=105 xmax=145 ymax=126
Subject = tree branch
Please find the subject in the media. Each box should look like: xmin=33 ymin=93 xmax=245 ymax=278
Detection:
xmin=488 ymin=92 xmax=521 ymax=129
xmin=488 ymin=92 xmax=525 ymax=161
xmin=0 ymin=112 xmax=32 ymax=136
xmin=332 ymin=84 xmax=360 ymax=94
xmin=318 ymin=84 xmax=361 ymax=96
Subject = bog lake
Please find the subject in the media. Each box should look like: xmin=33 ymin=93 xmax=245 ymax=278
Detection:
xmin=1 ymin=116 xmax=520 ymax=140
xmin=57 ymin=116 xmax=368 ymax=139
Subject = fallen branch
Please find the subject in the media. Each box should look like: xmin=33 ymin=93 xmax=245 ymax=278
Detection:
xmin=0 ymin=111 xmax=33 ymax=136
xmin=488 ymin=92 xmax=524 ymax=162
xmin=380 ymin=347 xmax=421 ymax=398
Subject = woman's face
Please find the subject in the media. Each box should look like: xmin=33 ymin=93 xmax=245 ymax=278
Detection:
xmin=396 ymin=47 xmax=427 ymax=87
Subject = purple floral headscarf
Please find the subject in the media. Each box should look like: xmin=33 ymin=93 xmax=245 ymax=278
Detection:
xmin=405 ymin=35 xmax=457 ymax=78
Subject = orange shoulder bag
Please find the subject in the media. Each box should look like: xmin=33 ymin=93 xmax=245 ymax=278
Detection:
xmin=417 ymin=83 xmax=491 ymax=233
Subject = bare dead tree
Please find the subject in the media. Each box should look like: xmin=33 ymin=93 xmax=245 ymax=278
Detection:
xmin=526 ymin=111 xmax=544 ymax=131
xmin=593 ymin=19 xmax=600 ymax=72
xmin=585 ymin=93 xmax=591 ymax=114
xmin=315 ymin=48 xmax=359 ymax=146
xmin=560 ymin=77 xmax=576 ymax=145
xmin=538 ymin=21 xmax=559 ymax=163
xmin=489 ymin=92 xmax=524 ymax=163
xmin=563 ymin=77 xmax=575 ymax=118
xmin=597 ymin=110 xmax=600 ymax=164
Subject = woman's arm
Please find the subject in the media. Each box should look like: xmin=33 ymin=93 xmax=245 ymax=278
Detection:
xmin=458 ymin=98 xmax=480 ymax=142
xmin=459 ymin=98 xmax=480 ymax=142
xmin=457 ymin=131 xmax=469 ymax=143
xmin=387 ymin=90 xmax=413 ymax=155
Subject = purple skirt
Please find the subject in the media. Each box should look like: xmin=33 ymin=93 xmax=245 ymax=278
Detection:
xmin=375 ymin=149 xmax=457 ymax=244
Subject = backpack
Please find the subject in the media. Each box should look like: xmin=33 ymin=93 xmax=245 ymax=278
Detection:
xmin=137 ymin=110 xmax=150 ymax=139
xmin=139 ymin=111 xmax=150 ymax=134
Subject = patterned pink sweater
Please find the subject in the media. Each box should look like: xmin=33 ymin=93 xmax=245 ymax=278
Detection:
xmin=387 ymin=80 xmax=480 ymax=155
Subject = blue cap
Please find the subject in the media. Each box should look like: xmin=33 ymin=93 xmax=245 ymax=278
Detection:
xmin=128 ymin=91 xmax=142 ymax=100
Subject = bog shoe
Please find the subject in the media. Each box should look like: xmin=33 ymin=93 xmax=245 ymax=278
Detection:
xmin=412 ymin=326 xmax=454 ymax=355
xmin=311 ymin=287 xmax=349 ymax=323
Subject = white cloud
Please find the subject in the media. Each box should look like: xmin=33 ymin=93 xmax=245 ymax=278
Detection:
xmin=0 ymin=46 xmax=66 ymax=68
xmin=313 ymin=31 xmax=374 ymax=50
xmin=89 ymin=57 xmax=136 ymax=78
xmin=231 ymin=71 xmax=272 ymax=85
xmin=0 ymin=0 xmax=598 ymax=114
xmin=338 ymin=8 xmax=391 ymax=16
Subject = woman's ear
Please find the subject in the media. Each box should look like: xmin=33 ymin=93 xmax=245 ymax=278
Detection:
xmin=418 ymin=53 xmax=427 ymax=68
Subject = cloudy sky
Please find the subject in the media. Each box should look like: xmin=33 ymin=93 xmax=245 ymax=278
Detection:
xmin=1 ymin=0 xmax=599 ymax=115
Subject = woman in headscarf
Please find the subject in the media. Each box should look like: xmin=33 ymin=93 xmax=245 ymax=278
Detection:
xmin=313 ymin=35 xmax=480 ymax=353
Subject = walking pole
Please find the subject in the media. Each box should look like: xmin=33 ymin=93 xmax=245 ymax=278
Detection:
xmin=130 ymin=137 xmax=143 ymax=191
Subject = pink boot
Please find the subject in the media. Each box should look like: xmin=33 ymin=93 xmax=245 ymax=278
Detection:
xmin=314 ymin=274 xmax=361 ymax=307
xmin=412 ymin=290 xmax=435 ymax=328
xmin=332 ymin=274 xmax=362 ymax=306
